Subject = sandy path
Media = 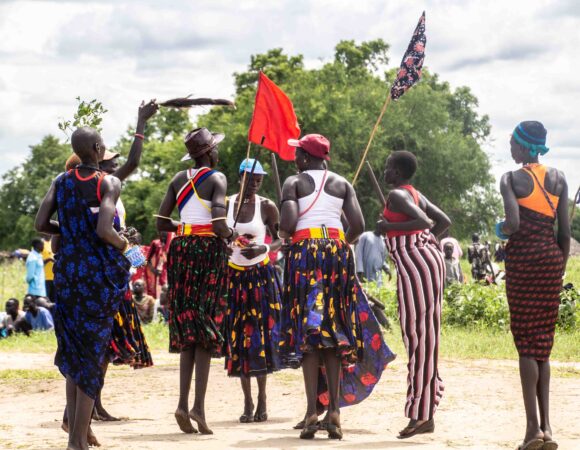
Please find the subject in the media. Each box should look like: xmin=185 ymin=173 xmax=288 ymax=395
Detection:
xmin=1 ymin=351 xmax=579 ymax=449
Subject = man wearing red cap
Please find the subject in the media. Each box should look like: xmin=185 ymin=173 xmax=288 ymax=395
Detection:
xmin=157 ymin=127 xmax=237 ymax=435
xmin=279 ymin=134 xmax=394 ymax=440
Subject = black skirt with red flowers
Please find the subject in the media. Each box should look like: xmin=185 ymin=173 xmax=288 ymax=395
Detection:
xmin=167 ymin=235 xmax=228 ymax=354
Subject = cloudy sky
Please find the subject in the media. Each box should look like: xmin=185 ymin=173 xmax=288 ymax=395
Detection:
xmin=0 ymin=0 xmax=578 ymax=194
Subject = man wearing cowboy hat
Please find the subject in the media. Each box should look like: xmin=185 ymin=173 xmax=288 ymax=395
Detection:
xmin=156 ymin=127 xmax=236 ymax=435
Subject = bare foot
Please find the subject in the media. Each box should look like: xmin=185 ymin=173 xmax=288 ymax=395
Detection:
xmin=189 ymin=408 xmax=213 ymax=435
xmin=542 ymin=425 xmax=553 ymax=441
xmin=93 ymin=405 xmax=120 ymax=422
xmin=174 ymin=408 xmax=197 ymax=434
xmin=61 ymin=421 xmax=69 ymax=434
xmin=523 ymin=428 xmax=544 ymax=445
xmin=87 ymin=426 xmax=101 ymax=447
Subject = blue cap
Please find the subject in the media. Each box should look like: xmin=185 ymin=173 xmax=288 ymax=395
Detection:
xmin=239 ymin=158 xmax=267 ymax=175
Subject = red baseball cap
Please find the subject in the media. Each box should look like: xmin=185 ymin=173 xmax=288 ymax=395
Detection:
xmin=288 ymin=134 xmax=330 ymax=161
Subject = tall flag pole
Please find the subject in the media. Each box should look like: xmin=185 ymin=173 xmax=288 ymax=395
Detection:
xmin=352 ymin=11 xmax=427 ymax=185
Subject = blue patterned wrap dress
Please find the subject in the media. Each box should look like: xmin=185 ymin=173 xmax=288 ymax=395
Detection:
xmin=52 ymin=171 xmax=130 ymax=399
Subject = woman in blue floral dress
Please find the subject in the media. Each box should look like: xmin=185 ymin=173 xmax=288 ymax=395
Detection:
xmin=36 ymin=127 xmax=135 ymax=450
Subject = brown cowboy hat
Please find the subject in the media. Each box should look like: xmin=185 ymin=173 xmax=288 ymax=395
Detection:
xmin=182 ymin=127 xmax=225 ymax=161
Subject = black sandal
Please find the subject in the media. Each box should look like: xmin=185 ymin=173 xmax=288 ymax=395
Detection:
xmin=239 ymin=413 xmax=254 ymax=423
xmin=254 ymin=411 xmax=268 ymax=422
xmin=397 ymin=419 xmax=435 ymax=439
xmin=516 ymin=439 xmax=544 ymax=450
xmin=327 ymin=423 xmax=343 ymax=440
xmin=300 ymin=424 xmax=319 ymax=439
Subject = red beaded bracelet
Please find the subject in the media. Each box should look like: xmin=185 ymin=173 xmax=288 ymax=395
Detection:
xmin=134 ymin=133 xmax=145 ymax=140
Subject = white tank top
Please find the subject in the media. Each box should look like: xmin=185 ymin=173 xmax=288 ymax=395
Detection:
xmin=116 ymin=197 xmax=126 ymax=229
xmin=176 ymin=168 xmax=213 ymax=224
xmin=296 ymin=170 xmax=344 ymax=231
xmin=227 ymin=194 xmax=267 ymax=266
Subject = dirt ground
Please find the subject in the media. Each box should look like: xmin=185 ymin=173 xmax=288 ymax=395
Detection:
xmin=1 ymin=351 xmax=579 ymax=449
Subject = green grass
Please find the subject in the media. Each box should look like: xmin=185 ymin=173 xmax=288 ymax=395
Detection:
xmin=0 ymin=368 xmax=61 ymax=380
xmin=3 ymin=322 xmax=579 ymax=362
xmin=382 ymin=326 xmax=580 ymax=362
xmin=1 ymin=259 xmax=578 ymax=361
xmin=0 ymin=260 xmax=28 ymax=301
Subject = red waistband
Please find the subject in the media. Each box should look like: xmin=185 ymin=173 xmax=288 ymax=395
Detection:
xmin=291 ymin=227 xmax=345 ymax=244
xmin=176 ymin=223 xmax=215 ymax=237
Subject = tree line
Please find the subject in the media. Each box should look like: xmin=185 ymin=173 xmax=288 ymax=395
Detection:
xmin=2 ymin=39 xmax=572 ymax=250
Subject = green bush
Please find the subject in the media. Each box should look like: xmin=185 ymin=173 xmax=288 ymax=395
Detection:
xmin=367 ymin=279 xmax=580 ymax=331
xmin=443 ymin=283 xmax=509 ymax=329
xmin=558 ymin=287 xmax=580 ymax=331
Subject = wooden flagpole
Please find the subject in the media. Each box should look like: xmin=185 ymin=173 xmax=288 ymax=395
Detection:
xmin=270 ymin=153 xmax=283 ymax=206
xmin=234 ymin=137 xmax=265 ymax=228
xmin=352 ymin=93 xmax=392 ymax=185
xmin=571 ymin=185 xmax=580 ymax=220
xmin=236 ymin=141 xmax=253 ymax=218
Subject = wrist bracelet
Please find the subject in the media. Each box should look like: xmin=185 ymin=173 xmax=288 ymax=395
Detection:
xmin=134 ymin=133 xmax=145 ymax=140
xmin=121 ymin=236 xmax=130 ymax=253
xmin=263 ymin=244 xmax=270 ymax=254
xmin=226 ymin=227 xmax=235 ymax=239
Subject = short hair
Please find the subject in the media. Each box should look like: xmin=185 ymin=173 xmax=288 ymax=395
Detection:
xmin=443 ymin=242 xmax=454 ymax=249
xmin=389 ymin=151 xmax=418 ymax=179
xmin=6 ymin=298 xmax=19 ymax=307
xmin=31 ymin=237 xmax=44 ymax=248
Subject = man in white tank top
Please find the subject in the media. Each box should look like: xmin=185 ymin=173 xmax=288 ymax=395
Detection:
xmin=279 ymin=134 xmax=370 ymax=440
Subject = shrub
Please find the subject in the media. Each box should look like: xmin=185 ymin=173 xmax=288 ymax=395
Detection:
xmin=558 ymin=286 xmax=580 ymax=331
xmin=442 ymin=283 xmax=509 ymax=329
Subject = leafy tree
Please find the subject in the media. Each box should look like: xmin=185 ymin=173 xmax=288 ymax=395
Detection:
xmin=198 ymin=41 xmax=500 ymax=237
xmin=0 ymin=136 xmax=70 ymax=249
xmin=0 ymin=40 xmax=504 ymax=248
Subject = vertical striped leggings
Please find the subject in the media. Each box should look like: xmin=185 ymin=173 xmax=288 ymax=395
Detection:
xmin=387 ymin=232 xmax=445 ymax=421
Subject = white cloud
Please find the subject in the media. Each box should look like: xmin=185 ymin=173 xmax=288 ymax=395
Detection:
xmin=0 ymin=0 xmax=578 ymax=194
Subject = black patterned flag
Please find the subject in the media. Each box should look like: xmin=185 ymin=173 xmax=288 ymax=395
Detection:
xmin=390 ymin=12 xmax=426 ymax=101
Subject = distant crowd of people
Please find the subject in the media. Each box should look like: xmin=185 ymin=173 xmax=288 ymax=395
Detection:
xmin=1 ymin=231 xmax=173 ymax=339
xmin=2 ymin=224 xmax=511 ymax=340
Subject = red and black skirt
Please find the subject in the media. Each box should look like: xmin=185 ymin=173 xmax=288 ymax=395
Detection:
xmin=167 ymin=235 xmax=229 ymax=354
xmin=506 ymin=207 xmax=564 ymax=361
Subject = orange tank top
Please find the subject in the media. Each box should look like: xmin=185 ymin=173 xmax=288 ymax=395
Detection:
xmin=516 ymin=164 xmax=559 ymax=218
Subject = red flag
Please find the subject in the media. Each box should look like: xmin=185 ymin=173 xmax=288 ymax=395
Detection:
xmin=248 ymin=71 xmax=300 ymax=161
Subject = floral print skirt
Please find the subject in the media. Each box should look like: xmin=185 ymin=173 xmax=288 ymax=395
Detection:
xmin=223 ymin=262 xmax=282 ymax=377
xmin=281 ymin=238 xmax=395 ymax=407
xmin=108 ymin=289 xmax=153 ymax=368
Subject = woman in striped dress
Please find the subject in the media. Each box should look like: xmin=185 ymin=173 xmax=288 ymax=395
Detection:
xmin=378 ymin=150 xmax=450 ymax=439
xmin=498 ymin=121 xmax=569 ymax=450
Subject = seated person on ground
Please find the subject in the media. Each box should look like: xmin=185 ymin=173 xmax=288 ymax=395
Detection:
xmin=132 ymin=279 xmax=156 ymax=324
xmin=1 ymin=298 xmax=31 ymax=337
xmin=23 ymin=294 xmax=54 ymax=331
